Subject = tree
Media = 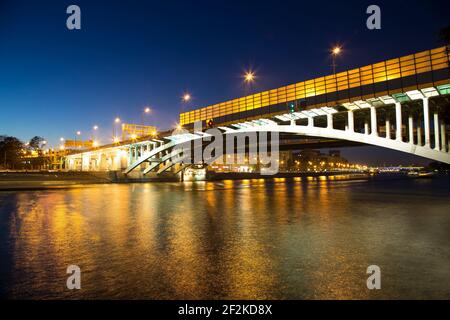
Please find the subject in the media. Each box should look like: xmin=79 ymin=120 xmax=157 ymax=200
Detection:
xmin=0 ymin=136 xmax=24 ymax=169
xmin=29 ymin=136 xmax=45 ymax=150
xmin=438 ymin=25 xmax=450 ymax=44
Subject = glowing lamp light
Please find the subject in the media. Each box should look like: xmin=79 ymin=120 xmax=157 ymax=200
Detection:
xmin=131 ymin=134 xmax=137 ymax=140
xmin=244 ymin=71 xmax=255 ymax=82
xmin=182 ymin=93 xmax=191 ymax=102
xmin=115 ymin=117 xmax=121 ymax=123
xmin=332 ymin=46 xmax=342 ymax=55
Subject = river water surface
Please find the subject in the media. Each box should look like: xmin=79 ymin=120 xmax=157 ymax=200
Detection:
xmin=0 ymin=175 xmax=449 ymax=299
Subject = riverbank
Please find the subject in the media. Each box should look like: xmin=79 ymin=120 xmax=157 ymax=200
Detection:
xmin=0 ymin=171 xmax=113 ymax=191
xmin=206 ymin=171 xmax=370 ymax=181
xmin=0 ymin=170 xmax=373 ymax=191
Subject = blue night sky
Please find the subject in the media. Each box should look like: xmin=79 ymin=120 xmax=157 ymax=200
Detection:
xmin=0 ymin=0 xmax=449 ymax=165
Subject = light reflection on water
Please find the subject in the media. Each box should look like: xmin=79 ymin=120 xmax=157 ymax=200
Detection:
xmin=0 ymin=175 xmax=449 ymax=299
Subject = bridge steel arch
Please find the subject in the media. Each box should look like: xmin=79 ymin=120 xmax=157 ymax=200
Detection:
xmin=125 ymin=90 xmax=450 ymax=175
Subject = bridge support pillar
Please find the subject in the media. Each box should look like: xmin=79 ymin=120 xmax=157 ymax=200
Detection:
xmin=434 ymin=113 xmax=440 ymax=151
xmin=385 ymin=119 xmax=391 ymax=139
xmin=347 ymin=111 xmax=354 ymax=132
xmin=370 ymin=106 xmax=378 ymax=136
xmin=327 ymin=113 xmax=333 ymax=129
xmin=395 ymin=102 xmax=402 ymax=142
xmin=441 ymin=121 xmax=447 ymax=152
xmin=417 ymin=126 xmax=422 ymax=146
xmin=423 ymin=98 xmax=431 ymax=148
xmin=364 ymin=122 xmax=369 ymax=135
xmin=408 ymin=115 xmax=414 ymax=144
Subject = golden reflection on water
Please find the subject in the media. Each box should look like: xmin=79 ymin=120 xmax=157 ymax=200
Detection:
xmin=2 ymin=176 xmax=450 ymax=299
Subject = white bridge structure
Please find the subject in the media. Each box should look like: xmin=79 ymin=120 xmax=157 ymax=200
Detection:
xmin=66 ymin=86 xmax=450 ymax=176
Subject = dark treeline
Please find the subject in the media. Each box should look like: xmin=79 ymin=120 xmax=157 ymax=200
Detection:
xmin=0 ymin=135 xmax=47 ymax=170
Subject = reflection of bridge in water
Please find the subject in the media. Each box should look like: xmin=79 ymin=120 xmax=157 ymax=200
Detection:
xmin=65 ymin=46 xmax=450 ymax=177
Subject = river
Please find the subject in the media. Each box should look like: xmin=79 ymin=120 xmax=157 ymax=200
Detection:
xmin=0 ymin=174 xmax=449 ymax=299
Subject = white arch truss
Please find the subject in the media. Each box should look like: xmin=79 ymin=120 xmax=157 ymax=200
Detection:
xmin=125 ymin=87 xmax=450 ymax=175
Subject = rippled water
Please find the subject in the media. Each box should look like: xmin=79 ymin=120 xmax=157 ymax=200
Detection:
xmin=0 ymin=175 xmax=449 ymax=299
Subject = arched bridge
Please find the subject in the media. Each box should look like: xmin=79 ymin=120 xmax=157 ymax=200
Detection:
xmin=125 ymin=87 xmax=450 ymax=176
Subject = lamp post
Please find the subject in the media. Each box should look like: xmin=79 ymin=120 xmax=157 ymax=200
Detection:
xmin=243 ymin=71 xmax=255 ymax=94
xmin=142 ymin=107 xmax=151 ymax=126
xmin=75 ymin=131 xmax=81 ymax=149
xmin=331 ymin=46 xmax=342 ymax=75
xmin=113 ymin=117 xmax=121 ymax=142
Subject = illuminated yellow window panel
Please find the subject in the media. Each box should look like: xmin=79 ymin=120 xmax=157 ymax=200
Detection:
xmin=400 ymin=60 xmax=414 ymax=68
xmin=432 ymin=57 xmax=448 ymax=65
xmin=373 ymin=62 xmax=385 ymax=70
xmin=414 ymin=50 xmax=429 ymax=58
xmin=415 ymin=61 xmax=431 ymax=69
xmin=401 ymin=64 xmax=415 ymax=72
xmin=400 ymin=54 xmax=414 ymax=62
xmin=373 ymin=66 xmax=385 ymax=73
xmin=432 ymin=63 xmax=449 ymax=70
xmin=361 ymin=75 xmax=373 ymax=82
xmin=374 ymin=76 xmax=387 ymax=82
xmin=315 ymin=89 xmax=326 ymax=96
xmin=415 ymin=56 xmax=430 ymax=64
xmin=373 ymin=71 xmax=386 ymax=78
xmin=361 ymin=79 xmax=373 ymax=85
xmin=431 ymin=47 xmax=445 ymax=54
xmin=295 ymin=92 xmax=305 ymax=100
xmin=401 ymin=70 xmax=415 ymax=77
xmin=416 ymin=66 xmax=432 ymax=73
xmin=386 ymin=63 xmax=400 ymax=71
xmin=360 ymin=69 xmax=373 ymax=76
xmin=349 ymin=80 xmax=360 ymax=86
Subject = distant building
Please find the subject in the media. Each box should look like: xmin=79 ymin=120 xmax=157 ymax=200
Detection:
xmin=64 ymin=139 xmax=93 ymax=150
xmin=292 ymin=149 xmax=352 ymax=172
xmin=121 ymin=123 xmax=157 ymax=140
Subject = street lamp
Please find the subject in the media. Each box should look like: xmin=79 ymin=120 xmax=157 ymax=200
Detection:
xmin=142 ymin=107 xmax=151 ymax=126
xmin=331 ymin=45 xmax=342 ymax=75
xmin=182 ymin=93 xmax=191 ymax=103
xmin=113 ymin=118 xmax=121 ymax=140
xmin=244 ymin=71 xmax=255 ymax=83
